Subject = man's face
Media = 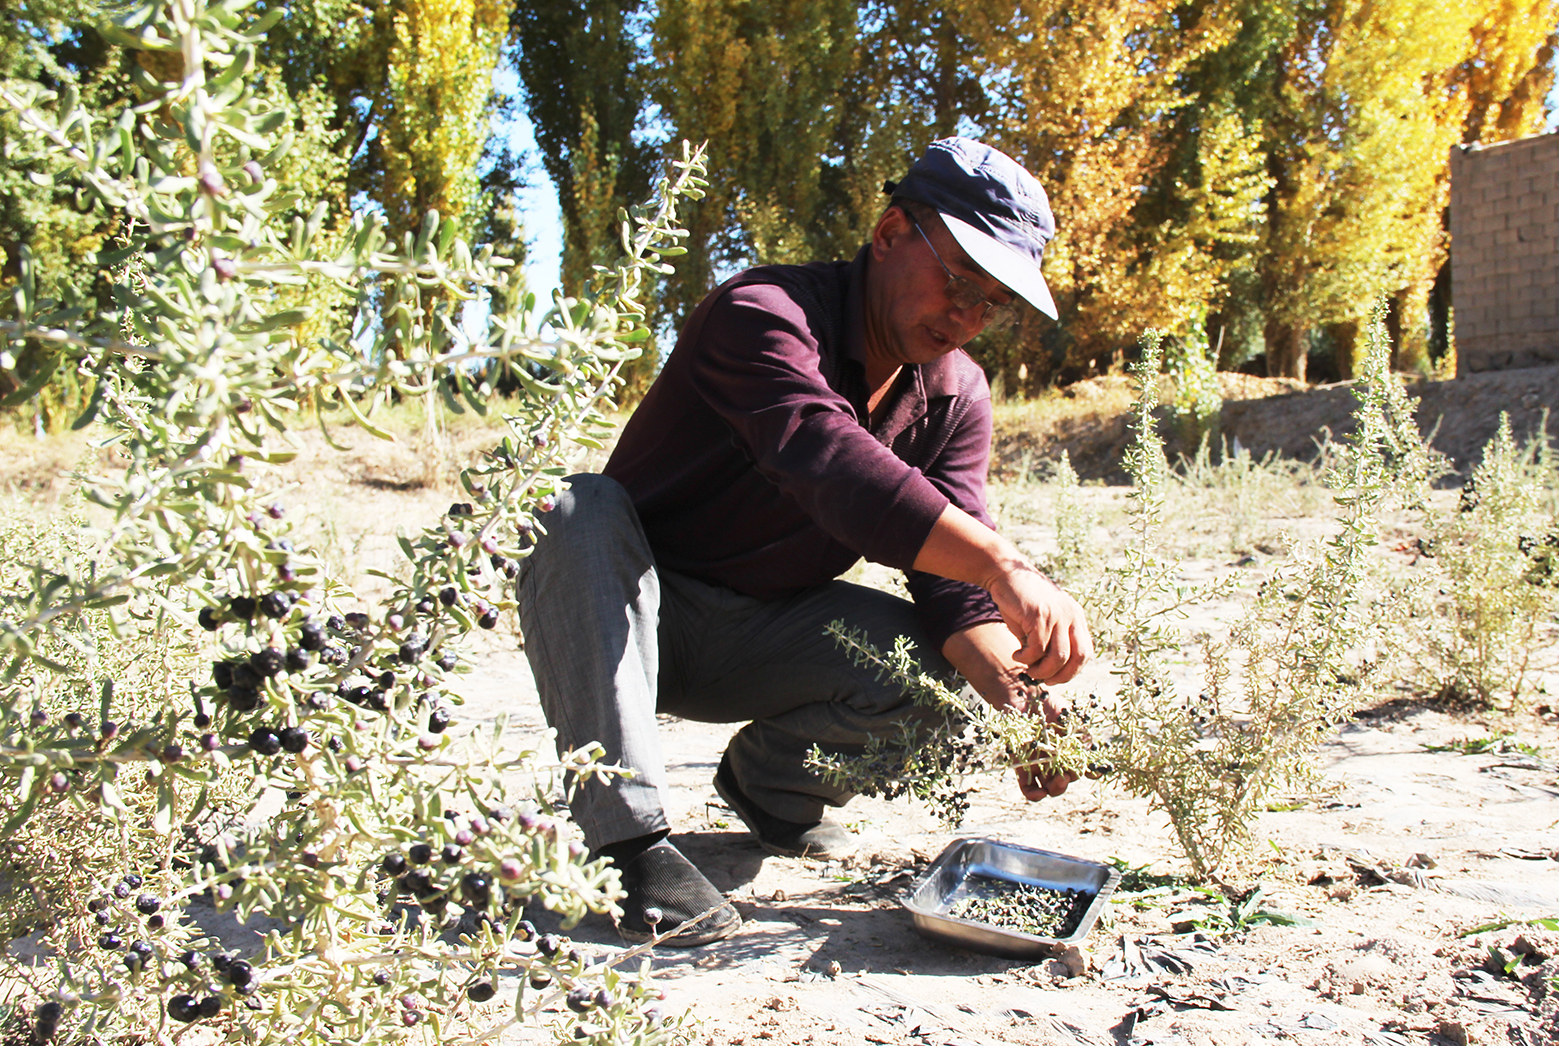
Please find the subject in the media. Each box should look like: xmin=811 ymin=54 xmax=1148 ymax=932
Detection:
xmin=865 ymin=206 xmax=1016 ymax=369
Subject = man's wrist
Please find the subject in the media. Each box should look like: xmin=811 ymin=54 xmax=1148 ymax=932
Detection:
xmin=978 ymin=540 xmax=1038 ymax=593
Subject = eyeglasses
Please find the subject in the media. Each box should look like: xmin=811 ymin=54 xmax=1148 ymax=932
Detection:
xmin=909 ymin=217 xmax=1020 ymax=332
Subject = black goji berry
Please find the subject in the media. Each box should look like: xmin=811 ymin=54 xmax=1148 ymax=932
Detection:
xmin=250 ymin=648 xmax=284 ymax=678
xmin=228 ymin=687 xmax=261 ymax=712
xmin=249 ymin=729 xmax=282 ymax=756
xmin=460 ymin=873 xmax=489 ymax=905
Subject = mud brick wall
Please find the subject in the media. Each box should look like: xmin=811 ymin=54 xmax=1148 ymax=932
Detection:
xmin=1449 ymin=132 xmax=1559 ymax=374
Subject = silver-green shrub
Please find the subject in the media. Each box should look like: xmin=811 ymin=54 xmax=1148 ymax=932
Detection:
xmin=811 ymin=308 xmax=1429 ymax=883
xmin=0 ymin=2 xmax=707 ymax=1042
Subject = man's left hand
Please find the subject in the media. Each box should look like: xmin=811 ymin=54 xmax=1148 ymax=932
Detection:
xmin=942 ymin=621 xmax=1081 ymax=802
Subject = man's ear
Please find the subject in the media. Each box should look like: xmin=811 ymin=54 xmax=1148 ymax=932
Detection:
xmin=871 ymin=205 xmax=913 ymax=260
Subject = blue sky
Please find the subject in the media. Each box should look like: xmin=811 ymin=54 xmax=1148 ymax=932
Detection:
xmin=494 ymin=65 xmax=565 ymax=305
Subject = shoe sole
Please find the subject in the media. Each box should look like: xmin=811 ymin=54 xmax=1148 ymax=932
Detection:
xmin=616 ymin=906 xmax=742 ymax=947
xmin=713 ymin=770 xmax=855 ymax=860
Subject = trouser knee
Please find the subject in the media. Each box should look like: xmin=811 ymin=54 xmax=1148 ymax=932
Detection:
xmin=524 ymin=474 xmax=636 ymax=559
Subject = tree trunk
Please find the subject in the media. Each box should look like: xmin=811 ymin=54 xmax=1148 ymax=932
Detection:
xmin=1392 ymin=284 xmax=1433 ymax=376
xmin=1428 ymin=259 xmax=1452 ymax=367
xmin=1385 ymin=294 xmax=1405 ymax=372
xmin=1264 ymin=318 xmax=1308 ymax=381
xmin=1329 ymin=320 xmax=1359 ymax=380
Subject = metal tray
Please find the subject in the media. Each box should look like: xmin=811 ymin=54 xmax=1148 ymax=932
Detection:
xmin=901 ymin=837 xmax=1120 ymax=958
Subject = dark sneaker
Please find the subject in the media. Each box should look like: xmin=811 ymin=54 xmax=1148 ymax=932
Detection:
xmin=614 ymin=840 xmax=741 ymax=946
xmin=713 ymin=753 xmax=856 ymax=859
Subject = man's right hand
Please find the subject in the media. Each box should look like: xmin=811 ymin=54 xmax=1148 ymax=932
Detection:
xmin=913 ymin=502 xmax=1093 ymax=683
xmin=987 ymin=561 xmax=1092 ymax=683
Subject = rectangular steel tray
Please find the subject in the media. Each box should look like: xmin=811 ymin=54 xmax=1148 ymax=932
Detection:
xmin=902 ymin=836 xmax=1120 ymax=958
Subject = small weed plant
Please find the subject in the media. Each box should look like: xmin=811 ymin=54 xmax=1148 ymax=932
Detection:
xmin=1172 ymin=435 xmax=1328 ymax=555
xmin=0 ymin=3 xmax=707 ymax=1043
xmin=812 ymin=309 xmax=1430 ymax=882
xmin=1411 ymin=413 xmax=1559 ymax=707
xmin=1040 ymin=450 xmax=1102 ymax=587
xmin=1163 ymin=313 xmax=1222 ymax=445
xmin=1423 ymin=733 xmax=1548 ymax=758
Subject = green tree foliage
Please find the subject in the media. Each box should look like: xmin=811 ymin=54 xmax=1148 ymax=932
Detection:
xmin=254 ymin=0 xmax=510 ymax=246
xmin=4 ymin=0 xmax=523 ymax=404
xmin=510 ymin=0 xmax=661 ymax=392
xmin=517 ymin=0 xmax=1555 ymax=389
xmin=380 ymin=0 xmax=508 ymax=240
xmin=651 ymin=0 xmax=862 ymax=310
xmin=0 ymin=0 xmax=127 ymax=427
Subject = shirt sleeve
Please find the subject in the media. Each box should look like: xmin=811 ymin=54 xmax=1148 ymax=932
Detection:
xmin=685 ymin=283 xmax=951 ymax=570
xmin=904 ymin=378 xmax=1006 ymax=651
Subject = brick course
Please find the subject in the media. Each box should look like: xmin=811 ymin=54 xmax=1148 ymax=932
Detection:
xmin=1450 ymin=132 xmax=1559 ymax=373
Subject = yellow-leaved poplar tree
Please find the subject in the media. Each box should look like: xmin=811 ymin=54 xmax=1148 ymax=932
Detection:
xmin=954 ymin=0 xmax=1244 ymax=386
xmin=1254 ymin=0 xmax=1556 ymax=379
xmin=380 ymin=0 xmax=507 ymax=242
xmin=650 ymin=0 xmax=865 ymax=324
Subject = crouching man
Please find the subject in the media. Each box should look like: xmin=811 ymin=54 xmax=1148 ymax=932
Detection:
xmin=517 ymin=138 xmax=1093 ymax=945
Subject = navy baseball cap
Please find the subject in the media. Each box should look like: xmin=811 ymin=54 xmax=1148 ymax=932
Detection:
xmin=885 ymin=137 xmax=1057 ymax=320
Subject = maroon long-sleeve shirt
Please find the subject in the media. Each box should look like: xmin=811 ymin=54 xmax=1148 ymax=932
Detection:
xmin=604 ymin=246 xmax=1003 ymax=650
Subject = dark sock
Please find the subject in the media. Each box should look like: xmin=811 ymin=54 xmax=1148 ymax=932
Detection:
xmin=596 ymin=829 xmax=669 ymax=867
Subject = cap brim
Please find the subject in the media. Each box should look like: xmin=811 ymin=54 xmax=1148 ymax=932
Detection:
xmin=941 ymin=213 xmax=1057 ymax=320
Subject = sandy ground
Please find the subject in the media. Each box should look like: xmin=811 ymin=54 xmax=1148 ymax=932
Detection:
xmin=4 ymin=368 xmax=1558 ymax=1045
xmin=447 ymin=600 xmax=1559 ymax=1046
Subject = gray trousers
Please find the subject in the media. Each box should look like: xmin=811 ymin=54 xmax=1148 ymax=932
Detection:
xmin=515 ymin=473 xmax=954 ymax=851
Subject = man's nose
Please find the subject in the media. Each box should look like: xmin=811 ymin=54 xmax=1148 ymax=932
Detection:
xmin=947 ymin=300 xmax=988 ymax=338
